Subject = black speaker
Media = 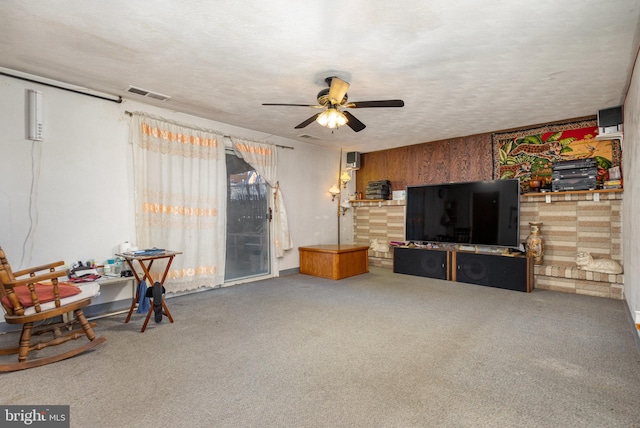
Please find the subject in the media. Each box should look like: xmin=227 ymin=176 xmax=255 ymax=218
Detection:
xmin=393 ymin=247 xmax=448 ymax=280
xmin=455 ymin=252 xmax=530 ymax=292
xmin=597 ymin=106 xmax=623 ymax=134
xmin=346 ymin=151 xmax=361 ymax=170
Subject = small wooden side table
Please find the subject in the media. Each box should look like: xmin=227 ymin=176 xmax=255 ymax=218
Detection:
xmin=116 ymin=250 xmax=181 ymax=332
xmin=299 ymin=244 xmax=369 ymax=280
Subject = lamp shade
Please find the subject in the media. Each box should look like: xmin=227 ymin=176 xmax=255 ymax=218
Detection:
xmin=317 ymin=108 xmax=348 ymax=129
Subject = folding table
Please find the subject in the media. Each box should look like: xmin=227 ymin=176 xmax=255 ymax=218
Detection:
xmin=116 ymin=250 xmax=182 ymax=332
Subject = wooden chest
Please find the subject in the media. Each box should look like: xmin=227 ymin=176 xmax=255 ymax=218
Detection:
xmin=299 ymin=245 xmax=369 ymax=280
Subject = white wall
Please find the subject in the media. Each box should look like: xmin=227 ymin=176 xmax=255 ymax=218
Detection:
xmin=0 ymin=74 xmax=346 ymax=299
xmin=622 ymin=49 xmax=640 ymax=341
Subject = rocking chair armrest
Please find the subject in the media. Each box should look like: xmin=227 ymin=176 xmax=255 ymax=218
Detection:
xmin=12 ymin=260 xmax=65 ymax=278
xmin=7 ymin=270 xmax=67 ymax=288
xmin=3 ymin=270 xmax=69 ymax=315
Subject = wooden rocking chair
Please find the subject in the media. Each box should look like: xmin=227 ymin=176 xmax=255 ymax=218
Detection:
xmin=0 ymin=247 xmax=106 ymax=372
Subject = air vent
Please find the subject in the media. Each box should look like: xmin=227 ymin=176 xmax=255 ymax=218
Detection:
xmin=126 ymin=86 xmax=171 ymax=102
xmin=297 ymin=134 xmax=322 ymax=140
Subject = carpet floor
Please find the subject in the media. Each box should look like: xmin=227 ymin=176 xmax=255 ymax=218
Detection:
xmin=1 ymin=267 xmax=639 ymax=427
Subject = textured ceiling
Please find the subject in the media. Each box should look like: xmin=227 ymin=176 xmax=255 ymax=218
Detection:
xmin=1 ymin=1 xmax=639 ymax=153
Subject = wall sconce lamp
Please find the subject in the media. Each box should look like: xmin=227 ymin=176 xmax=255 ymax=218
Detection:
xmin=340 ymin=171 xmax=351 ymax=188
xmin=329 ymin=184 xmax=341 ymax=201
xmin=339 ymin=200 xmax=351 ymax=216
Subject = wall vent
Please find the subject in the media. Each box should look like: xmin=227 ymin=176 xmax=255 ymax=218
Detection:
xmin=297 ymin=134 xmax=321 ymax=140
xmin=126 ymin=85 xmax=171 ymax=102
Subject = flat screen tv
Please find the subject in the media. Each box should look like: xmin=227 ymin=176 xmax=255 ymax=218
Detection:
xmin=405 ymin=179 xmax=520 ymax=248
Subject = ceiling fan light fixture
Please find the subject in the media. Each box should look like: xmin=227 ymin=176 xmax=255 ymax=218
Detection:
xmin=316 ymin=108 xmax=348 ymax=129
xmin=263 ymin=76 xmax=402 ymax=132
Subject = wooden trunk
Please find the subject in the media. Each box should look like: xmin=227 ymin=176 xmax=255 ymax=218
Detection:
xmin=299 ymin=245 xmax=369 ymax=280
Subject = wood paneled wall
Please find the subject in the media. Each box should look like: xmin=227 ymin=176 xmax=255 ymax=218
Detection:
xmin=356 ymin=133 xmax=494 ymax=194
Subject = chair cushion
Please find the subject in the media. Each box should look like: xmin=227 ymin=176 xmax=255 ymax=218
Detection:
xmin=2 ymin=282 xmax=100 ymax=316
xmin=2 ymin=282 xmax=81 ymax=309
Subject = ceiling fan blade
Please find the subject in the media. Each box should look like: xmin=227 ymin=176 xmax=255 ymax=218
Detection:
xmin=263 ymin=103 xmax=323 ymax=108
xmin=328 ymin=77 xmax=350 ymax=105
xmin=294 ymin=113 xmax=321 ymax=129
xmin=345 ymin=100 xmax=405 ymax=108
xmin=343 ymin=111 xmax=366 ymax=132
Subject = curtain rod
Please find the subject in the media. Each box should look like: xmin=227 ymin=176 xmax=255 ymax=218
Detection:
xmin=0 ymin=71 xmax=122 ymax=104
xmin=125 ymin=110 xmax=294 ymax=150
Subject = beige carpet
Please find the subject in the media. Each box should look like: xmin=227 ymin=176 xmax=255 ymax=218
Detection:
xmin=1 ymin=267 xmax=639 ymax=427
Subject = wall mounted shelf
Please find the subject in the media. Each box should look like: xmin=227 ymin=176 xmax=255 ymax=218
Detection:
xmin=522 ymin=188 xmax=622 ymax=198
xmin=349 ymin=199 xmax=405 ymax=207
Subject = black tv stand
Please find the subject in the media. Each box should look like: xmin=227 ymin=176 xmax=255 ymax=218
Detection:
xmin=393 ymin=246 xmax=533 ymax=292
xmin=393 ymin=247 xmax=450 ymax=280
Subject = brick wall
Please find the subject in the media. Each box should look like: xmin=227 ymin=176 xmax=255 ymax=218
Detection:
xmin=520 ymin=190 xmax=623 ymax=299
xmin=352 ymin=200 xmax=405 ymax=268
xmin=352 ymin=190 xmax=624 ymax=299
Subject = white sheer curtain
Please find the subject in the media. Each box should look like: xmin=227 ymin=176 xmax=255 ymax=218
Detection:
xmin=130 ymin=113 xmax=226 ymax=292
xmin=230 ymin=138 xmax=293 ymax=258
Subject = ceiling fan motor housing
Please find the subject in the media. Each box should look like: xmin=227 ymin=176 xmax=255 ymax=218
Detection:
xmin=317 ymin=88 xmax=347 ymax=106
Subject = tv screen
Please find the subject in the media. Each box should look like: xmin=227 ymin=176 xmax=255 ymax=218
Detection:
xmin=405 ymin=179 xmax=520 ymax=248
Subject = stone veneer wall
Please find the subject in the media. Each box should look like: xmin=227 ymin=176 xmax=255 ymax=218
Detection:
xmin=520 ymin=190 xmax=623 ymax=299
xmin=352 ymin=200 xmax=405 ymax=268
xmin=352 ymin=190 xmax=624 ymax=299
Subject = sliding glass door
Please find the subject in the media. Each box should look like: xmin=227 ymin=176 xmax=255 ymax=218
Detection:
xmin=225 ymin=153 xmax=271 ymax=281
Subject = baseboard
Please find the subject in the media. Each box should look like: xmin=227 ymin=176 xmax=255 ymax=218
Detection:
xmin=84 ymin=299 xmax=133 ymax=319
xmin=625 ymin=302 xmax=640 ymax=352
xmin=635 ymin=310 xmax=640 ymax=349
xmin=279 ymin=267 xmax=300 ymax=276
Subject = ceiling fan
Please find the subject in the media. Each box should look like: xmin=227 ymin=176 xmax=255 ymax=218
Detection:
xmin=262 ymin=76 xmax=404 ymax=132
